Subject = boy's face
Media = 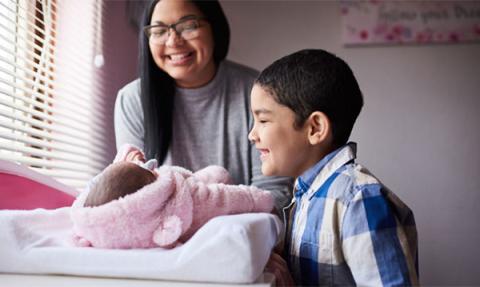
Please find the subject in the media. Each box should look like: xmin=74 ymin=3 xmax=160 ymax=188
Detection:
xmin=248 ymin=85 xmax=313 ymax=178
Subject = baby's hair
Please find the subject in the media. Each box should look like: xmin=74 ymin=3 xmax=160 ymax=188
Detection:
xmin=255 ymin=49 xmax=363 ymax=148
xmin=85 ymin=162 xmax=156 ymax=207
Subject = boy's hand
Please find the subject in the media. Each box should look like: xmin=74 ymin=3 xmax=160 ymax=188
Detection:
xmin=265 ymin=252 xmax=295 ymax=286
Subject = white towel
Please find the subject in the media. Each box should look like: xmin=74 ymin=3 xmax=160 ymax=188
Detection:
xmin=0 ymin=208 xmax=282 ymax=284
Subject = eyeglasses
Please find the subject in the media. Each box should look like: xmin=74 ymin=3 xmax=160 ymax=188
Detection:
xmin=143 ymin=16 xmax=207 ymax=45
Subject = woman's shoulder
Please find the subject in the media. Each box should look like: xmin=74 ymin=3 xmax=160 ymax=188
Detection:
xmin=221 ymin=60 xmax=259 ymax=81
xmin=118 ymin=78 xmax=141 ymax=96
xmin=116 ymin=78 xmax=141 ymax=105
xmin=115 ymin=78 xmax=142 ymax=114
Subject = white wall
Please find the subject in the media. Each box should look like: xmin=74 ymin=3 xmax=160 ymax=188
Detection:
xmin=102 ymin=0 xmax=480 ymax=284
xmin=221 ymin=1 xmax=480 ymax=285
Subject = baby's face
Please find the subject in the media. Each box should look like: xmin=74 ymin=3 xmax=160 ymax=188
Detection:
xmin=248 ymin=85 xmax=313 ymax=178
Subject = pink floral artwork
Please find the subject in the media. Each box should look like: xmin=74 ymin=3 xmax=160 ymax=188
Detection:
xmin=341 ymin=1 xmax=480 ymax=46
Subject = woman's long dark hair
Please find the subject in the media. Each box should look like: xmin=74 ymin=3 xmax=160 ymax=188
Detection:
xmin=140 ymin=0 xmax=230 ymax=162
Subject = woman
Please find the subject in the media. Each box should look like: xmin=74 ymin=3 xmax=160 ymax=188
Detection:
xmin=114 ymin=0 xmax=291 ymax=211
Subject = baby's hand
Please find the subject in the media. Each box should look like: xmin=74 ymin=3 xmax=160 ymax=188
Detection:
xmin=125 ymin=149 xmax=146 ymax=163
xmin=72 ymin=234 xmax=92 ymax=247
xmin=114 ymin=144 xmax=146 ymax=163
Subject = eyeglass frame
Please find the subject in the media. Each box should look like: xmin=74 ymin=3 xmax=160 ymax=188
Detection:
xmin=143 ymin=15 xmax=208 ymax=44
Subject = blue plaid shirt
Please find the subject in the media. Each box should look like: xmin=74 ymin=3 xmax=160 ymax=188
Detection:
xmin=284 ymin=143 xmax=418 ymax=286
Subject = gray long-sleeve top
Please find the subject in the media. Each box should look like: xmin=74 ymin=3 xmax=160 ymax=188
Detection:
xmin=114 ymin=60 xmax=293 ymax=211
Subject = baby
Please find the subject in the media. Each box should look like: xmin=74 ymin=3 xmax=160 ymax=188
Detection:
xmin=84 ymin=161 xmax=156 ymax=207
xmin=71 ymin=144 xmax=274 ymax=249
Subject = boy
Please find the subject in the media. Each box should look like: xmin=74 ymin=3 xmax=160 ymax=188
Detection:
xmin=249 ymin=49 xmax=418 ymax=286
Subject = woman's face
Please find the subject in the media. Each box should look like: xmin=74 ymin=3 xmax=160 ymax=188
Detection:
xmin=149 ymin=0 xmax=216 ymax=88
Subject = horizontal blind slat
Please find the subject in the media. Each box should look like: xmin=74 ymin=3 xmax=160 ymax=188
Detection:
xmin=0 ymin=129 xmax=99 ymax=158
xmin=0 ymin=0 xmax=108 ymax=189
xmin=0 ymin=141 xmax=104 ymax=170
xmin=0 ymin=54 xmax=108 ymax=116
xmin=0 ymin=114 xmax=109 ymax=158
xmin=0 ymin=152 xmax=99 ymax=175
xmin=0 ymin=95 xmax=107 ymax=146
xmin=0 ymin=33 xmax=101 ymax=93
xmin=30 ymin=167 xmax=91 ymax=181
xmin=0 ymin=74 xmax=108 ymax=127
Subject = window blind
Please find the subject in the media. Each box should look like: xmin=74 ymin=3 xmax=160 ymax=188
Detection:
xmin=0 ymin=0 xmax=108 ymax=190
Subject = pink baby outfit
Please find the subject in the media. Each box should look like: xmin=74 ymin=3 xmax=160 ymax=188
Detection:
xmin=70 ymin=144 xmax=274 ymax=249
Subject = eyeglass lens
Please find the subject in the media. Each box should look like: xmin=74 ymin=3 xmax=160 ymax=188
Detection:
xmin=146 ymin=18 xmax=201 ymax=44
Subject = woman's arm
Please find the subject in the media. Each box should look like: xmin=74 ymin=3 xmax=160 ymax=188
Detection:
xmin=114 ymin=79 xmax=145 ymax=151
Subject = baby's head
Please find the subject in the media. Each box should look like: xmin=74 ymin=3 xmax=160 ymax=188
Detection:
xmin=84 ymin=161 xmax=157 ymax=207
xmin=248 ymin=49 xmax=363 ymax=178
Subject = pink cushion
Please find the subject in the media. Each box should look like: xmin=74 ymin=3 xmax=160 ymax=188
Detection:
xmin=0 ymin=173 xmax=75 ymax=210
xmin=0 ymin=160 xmax=77 ymax=210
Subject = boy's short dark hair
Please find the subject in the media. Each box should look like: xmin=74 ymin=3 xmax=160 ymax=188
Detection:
xmin=255 ymin=49 xmax=363 ymax=148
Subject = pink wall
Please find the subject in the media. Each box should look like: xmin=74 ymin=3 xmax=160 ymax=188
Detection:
xmin=100 ymin=0 xmax=140 ymax=162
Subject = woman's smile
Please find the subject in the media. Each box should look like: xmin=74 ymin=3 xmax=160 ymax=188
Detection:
xmin=164 ymin=51 xmax=194 ymax=65
xmin=149 ymin=0 xmax=215 ymax=88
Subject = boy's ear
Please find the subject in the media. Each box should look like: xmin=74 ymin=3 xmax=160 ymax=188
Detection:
xmin=307 ymin=111 xmax=331 ymax=145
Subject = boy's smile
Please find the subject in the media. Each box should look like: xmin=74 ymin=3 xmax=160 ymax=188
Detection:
xmin=248 ymin=85 xmax=317 ymax=178
xmin=258 ymin=149 xmax=270 ymax=161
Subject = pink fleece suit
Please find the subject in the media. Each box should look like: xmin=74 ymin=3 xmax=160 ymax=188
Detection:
xmin=70 ymin=144 xmax=274 ymax=249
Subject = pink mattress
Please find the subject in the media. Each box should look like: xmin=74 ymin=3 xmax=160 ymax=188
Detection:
xmin=0 ymin=160 xmax=77 ymax=210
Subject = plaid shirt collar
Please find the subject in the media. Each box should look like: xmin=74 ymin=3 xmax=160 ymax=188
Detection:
xmin=294 ymin=142 xmax=357 ymax=200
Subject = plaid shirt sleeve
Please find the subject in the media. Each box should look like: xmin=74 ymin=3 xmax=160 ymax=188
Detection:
xmin=341 ymin=184 xmax=419 ymax=286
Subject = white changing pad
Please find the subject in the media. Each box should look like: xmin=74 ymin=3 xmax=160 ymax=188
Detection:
xmin=0 ymin=208 xmax=282 ymax=284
